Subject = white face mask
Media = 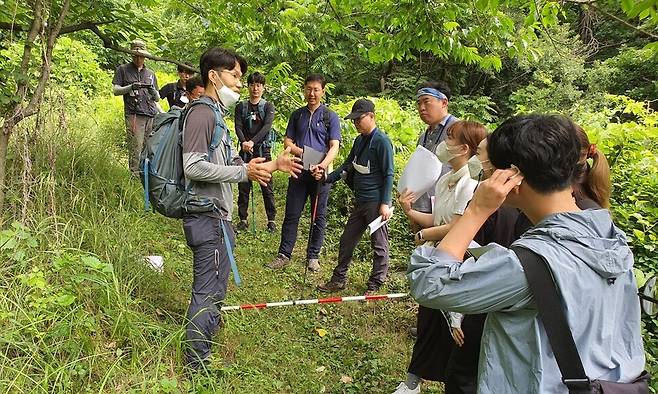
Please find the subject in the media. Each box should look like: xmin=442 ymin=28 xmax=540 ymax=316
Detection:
xmin=435 ymin=141 xmax=464 ymax=164
xmin=213 ymin=73 xmax=240 ymax=108
xmin=352 ymin=160 xmax=370 ymax=175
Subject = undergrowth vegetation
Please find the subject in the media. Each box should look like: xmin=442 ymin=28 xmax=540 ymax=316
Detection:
xmin=1 ymin=29 xmax=657 ymax=391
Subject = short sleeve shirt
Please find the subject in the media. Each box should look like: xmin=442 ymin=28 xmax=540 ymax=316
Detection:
xmin=432 ymin=165 xmax=477 ymax=226
xmin=160 ymin=82 xmax=186 ymax=108
xmin=285 ymin=104 xmax=341 ymax=153
xmin=112 ymin=62 xmax=159 ymax=117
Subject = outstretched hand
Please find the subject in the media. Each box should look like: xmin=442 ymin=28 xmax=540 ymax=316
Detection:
xmin=247 ymin=157 xmax=272 ymax=186
xmin=275 ymin=147 xmax=304 ymax=178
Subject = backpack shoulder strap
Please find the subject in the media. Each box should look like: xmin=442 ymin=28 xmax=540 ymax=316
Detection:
xmin=257 ymin=99 xmax=267 ymax=120
xmin=240 ymin=100 xmax=249 ymax=121
xmin=187 ymin=97 xmax=227 ymax=162
xmin=322 ymin=106 xmax=335 ymax=146
xmin=511 ymin=246 xmax=591 ymax=392
xmin=322 ymin=106 xmax=331 ymax=130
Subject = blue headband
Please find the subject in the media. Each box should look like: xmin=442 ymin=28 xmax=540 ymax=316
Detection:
xmin=416 ymin=87 xmax=448 ymax=101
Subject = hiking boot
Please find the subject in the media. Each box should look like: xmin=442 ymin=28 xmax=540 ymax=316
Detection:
xmin=393 ymin=381 xmax=420 ymax=394
xmin=266 ymin=254 xmax=290 ymax=269
xmin=317 ymin=279 xmax=346 ymax=292
xmin=307 ymin=258 xmax=320 ymax=272
xmin=364 ymin=284 xmax=380 ymax=296
xmin=409 ymin=327 xmax=418 ymax=339
xmin=236 ymin=220 xmax=248 ymax=232
xmin=266 ymin=220 xmax=277 ymax=233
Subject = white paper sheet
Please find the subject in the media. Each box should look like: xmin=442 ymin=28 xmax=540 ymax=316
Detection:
xmin=397 ymin=145 xmax=442 ymax=198
xmin=302 ymin=145 xmax=325 ymax=170
xmin=145 ymin=255 xmax=164 ymax=273
xmin=368 ymin=207 xmax=394 ymax=235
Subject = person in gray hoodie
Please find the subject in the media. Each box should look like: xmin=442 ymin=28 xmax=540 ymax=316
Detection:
xmin=407 ymin=114 xmax=645 ymax=393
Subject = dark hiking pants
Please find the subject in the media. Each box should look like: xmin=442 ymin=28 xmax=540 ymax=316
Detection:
xmin=277 ymin=171 xmax=331 ymax=260
xmin=330 ymin=201 xmax=390 ymax=289
xmin=238 ymin=146 xmax=276 ymax=222
xmin=182 ymin=214 xmax=235 ymax=368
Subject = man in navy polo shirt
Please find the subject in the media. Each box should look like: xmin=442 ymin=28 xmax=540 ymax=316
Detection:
xmin=267 ymin=74 xmax=341 ymax=272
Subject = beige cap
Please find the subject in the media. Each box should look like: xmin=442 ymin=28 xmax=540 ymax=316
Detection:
xmin=130 ymin=40 xmax=150 ymax=56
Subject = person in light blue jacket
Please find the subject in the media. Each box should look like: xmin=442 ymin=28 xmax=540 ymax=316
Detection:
xmin=407 ymin=114 xmax=645 ymax=393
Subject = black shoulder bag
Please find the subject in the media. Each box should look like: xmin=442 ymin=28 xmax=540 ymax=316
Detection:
xmin=511 ymin=246 xmax=650 ymax=394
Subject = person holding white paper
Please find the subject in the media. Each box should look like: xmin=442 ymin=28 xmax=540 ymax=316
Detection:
xmin=316 ymin=99 xmax=394 ymax=295
xmin=394 ymin=120 xmax=487 ymax=394
xmin=410 ymin=81 xmax=460 ymax=218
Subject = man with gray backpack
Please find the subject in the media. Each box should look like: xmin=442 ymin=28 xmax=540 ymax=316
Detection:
xmin=141 ymin=47 xmax=302 ymax=371
xmin=234 ymin=72 xmax=278 ymax=232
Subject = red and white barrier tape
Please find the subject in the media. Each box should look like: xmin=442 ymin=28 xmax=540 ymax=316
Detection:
xmin=220 ymin=293 xmax=408 ymax=311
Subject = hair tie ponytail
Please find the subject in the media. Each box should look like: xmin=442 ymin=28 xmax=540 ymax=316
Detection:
xmin=587 ymin=143 xmax=597 ymax=159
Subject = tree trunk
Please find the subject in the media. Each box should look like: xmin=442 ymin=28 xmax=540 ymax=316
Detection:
xmin=0 ymin=127 xmax=12 ymax=217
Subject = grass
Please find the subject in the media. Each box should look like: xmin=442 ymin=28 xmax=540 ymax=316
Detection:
xmin=0 ymin=95 xmax=445 ymax=393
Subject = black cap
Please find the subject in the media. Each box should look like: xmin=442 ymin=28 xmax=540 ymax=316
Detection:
xmin=344 ymin=98 xmax=375 ymax=120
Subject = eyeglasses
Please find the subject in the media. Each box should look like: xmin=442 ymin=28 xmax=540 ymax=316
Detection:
xmin=352 ymin=115 xmax=366 ymax=124
xmin=219 ymin=70 xmax=243 ymax=82
xmin=304 ymin=87 xmax=323 ymax=94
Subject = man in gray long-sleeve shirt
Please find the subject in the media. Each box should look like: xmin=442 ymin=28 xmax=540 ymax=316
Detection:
xmin=407 ymin=114 xmax=645 ymax=393
xmin=181 ymin=47 xmax=301 ymax=370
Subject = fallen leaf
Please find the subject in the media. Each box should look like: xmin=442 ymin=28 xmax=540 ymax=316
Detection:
xmin=316 ymin=328 xmax=327 ymax=337
xmin=340 ymin=375 xmax=353 ymax=384
xmin=315 ymin=366 xmax=326 ymax=373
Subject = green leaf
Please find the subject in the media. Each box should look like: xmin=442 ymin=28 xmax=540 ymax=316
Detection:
xmin=443 ymin=21 xmax=459 ymax=31
xmin=82 ymin=256 xmax=104 ymax=270
xmin=56 ymin=294 xmax=76 ymax=307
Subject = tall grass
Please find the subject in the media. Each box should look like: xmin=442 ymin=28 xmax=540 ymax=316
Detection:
xmin=0 ymin=94 xmax=430 ymax=393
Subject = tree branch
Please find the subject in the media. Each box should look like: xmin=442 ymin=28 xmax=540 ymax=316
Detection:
xmin=25 ymin=0 xmax=72 ymax=118
xmin=5 ymin=0 xmax=45 ymax=134
xmin=0 ymin=20 xmax=114 ymax=34
xmin=89 ymin=25 xmax=198 ymax=72
xmin=1 ymin=19 xmax=196 ymax=72
xmin=562 ymin=0 xmax=658 ymax=40
xmin=589 ymin=3 xmax=658 ymax=40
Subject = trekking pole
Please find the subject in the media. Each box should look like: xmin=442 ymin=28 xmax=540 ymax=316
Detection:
xmin=250 ymin=179 xmax=256 ymax=234
xmin=300 ymin=176 xmax=322 ymax=300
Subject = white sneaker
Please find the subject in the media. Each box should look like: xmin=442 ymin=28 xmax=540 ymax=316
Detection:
xmin=392 ymin=381 xmax=420 ymax=394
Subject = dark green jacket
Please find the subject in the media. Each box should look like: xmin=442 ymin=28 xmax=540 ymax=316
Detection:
xmin=327 ymin=127 xmax=394 ymax=205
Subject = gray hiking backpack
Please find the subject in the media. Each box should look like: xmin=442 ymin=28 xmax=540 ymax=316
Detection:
xmin=139 ymin=97 xmax=226 ymax=218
